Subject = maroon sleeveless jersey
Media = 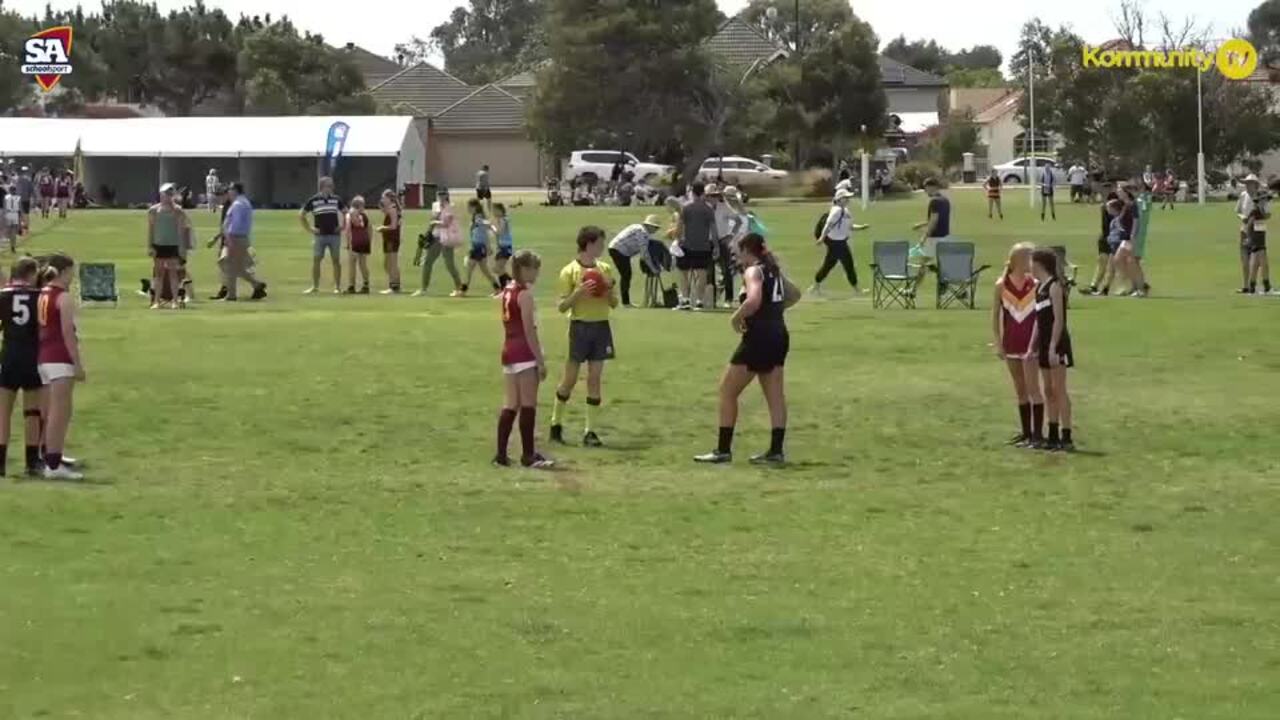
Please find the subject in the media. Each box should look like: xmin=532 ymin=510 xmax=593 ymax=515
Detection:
xmin=500 ymin=283 xmax=536 ymax=366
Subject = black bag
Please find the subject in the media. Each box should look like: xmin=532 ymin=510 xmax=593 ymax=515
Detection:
xmin=662 ymin=284 xmax=680 ymax=308
xmin=813 ymin=211 xmax=829 ymax=240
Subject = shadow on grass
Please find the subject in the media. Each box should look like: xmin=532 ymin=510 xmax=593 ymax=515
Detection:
xmin=15 ymin=476 xmax=116 ymax=487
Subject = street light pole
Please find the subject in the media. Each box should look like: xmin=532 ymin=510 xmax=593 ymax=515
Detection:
xmin=1028 ymin=55 xmax=1036 ymax=209
xmin=1196 ymin=64 xmax=1206 ymax=206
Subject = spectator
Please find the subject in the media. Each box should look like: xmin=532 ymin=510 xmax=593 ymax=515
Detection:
xmin=911 ymin=178 xmax=952 ymax=288
xmin=1067 ymin=162 xmax=1088 ymax=202
xmin=607 ymin=214 xmax=662 ymax=307
xmin=147 ymin=183 xmax=190 ymax=309
xmin=476 ymin=163 xmax=493 ymax=214
xmin=673 ymin=181 xmax=717 ymax=311
xmin=300 ymin=176 xmax=347 ymax=295
xmin=221 ymin=182 xmax=268 ymax=302
xmin=707 ymin=184 xmax=737 ymax=307
xmin=205 ymin=168 xmax=220 ymax=212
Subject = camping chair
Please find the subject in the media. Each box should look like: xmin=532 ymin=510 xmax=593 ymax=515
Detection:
xmin=1051 ymin=245 xmax=1079 ymax=295
xmin=935 ymin=241 xmax=990 ymax=309
xmin=79 ymin=263 xmax=118 ymax=306
xmin=870 ymin=241 xmax=918 ymax=309
xmin=641 ymin=238 xmax=674 ymax=308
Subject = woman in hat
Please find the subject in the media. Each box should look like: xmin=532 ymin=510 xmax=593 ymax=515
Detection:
xmin=415 ymin=188 xmax=465 ymax=297
xmin=607 ymin=214 xmax=663 ymax=307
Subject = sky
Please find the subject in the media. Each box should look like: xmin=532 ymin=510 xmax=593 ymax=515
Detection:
xmin=8 ymin=0 xmax=1264 ymax=73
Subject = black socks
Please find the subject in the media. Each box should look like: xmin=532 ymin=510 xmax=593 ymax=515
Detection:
xmin=769 ymin=428 xmax=786 ymax=455
xmin=1031 ymin=403 xmax=1045 ymax=441
xmin=717 ymin=426 xmax=734 ymax=454
xmin=1018 ymin=403 xmax=1031 ymax=437
xmin=1048 ymin=422 xmax=1061 ymax=444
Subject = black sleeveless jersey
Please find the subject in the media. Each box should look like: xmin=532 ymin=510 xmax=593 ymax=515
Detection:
xmin=742 ymin=264 xmax=786 ymax=335
xmin=0 ymin=284 xmax=40 ymax=370
xmin=1035 ymin=277 xmax=1068 ymax=340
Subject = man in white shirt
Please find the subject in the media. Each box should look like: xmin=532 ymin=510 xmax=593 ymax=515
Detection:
xmin=708 ymin=184 xmax=737 ymax=307
xmin=1067 ymin=163 xmax=1088 ymax=202
xmin=809 ymin=188 xmax=870 ymax=296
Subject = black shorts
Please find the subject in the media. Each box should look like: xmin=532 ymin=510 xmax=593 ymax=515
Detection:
xmin=476 ymin=188 xmax=492 ymax=201
xmin=1248 ymin=234 xmax=1267 ymax=254
xmin=730 ymin=328 xmax=789 ymax=374
xmin=676 ymin=250 xmax=711 ymax=271
xmin=1037 ymin=334 xmax=1075 ymax=369
xmin=152 ymin=245 xmax=180 ymax=259
xmin=0 ymin=363 xmax=42 ymax=391
xmin=20 ymin=199 xmax=30 ymax=215
xmin=1097 ymin=236 xmax=1115 ymax=255
xmin=468 ymin=245 xmax=489 ymax=262
xmin=568 ymin=320 xmax=615 ymax=363
xmin=496 ymin=247 xmax=513 ymax=261
xmin=1041 ymin=189 xmax=1055 ymax=198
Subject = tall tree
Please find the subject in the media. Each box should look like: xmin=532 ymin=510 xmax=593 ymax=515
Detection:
xmin=237 ymin=18 xmax=375 ymax=115
xmin=528 ymin=0 xmax=722 ymax=178
xmin=882 ymin=35 xmax=947 ymax=75
xmin=151 ymin=1 xmax=238 ymax=115
xmin=1248 ymin=0 xmax=1280 ymax=71
xmin=741 ymin=0 xmax=853 ymax=51
xmin=428 ymin=0 xmax=547 ymax=84
xmin=0 ymin=6 xmax=35 ymax=112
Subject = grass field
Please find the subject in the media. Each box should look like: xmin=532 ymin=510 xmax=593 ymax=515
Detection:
xmin=2 ymin=190 xmax=1279 ymax=719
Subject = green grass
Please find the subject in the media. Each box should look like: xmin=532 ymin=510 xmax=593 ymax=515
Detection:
xmin=2 ymin=191 xmax=1278 ymax=719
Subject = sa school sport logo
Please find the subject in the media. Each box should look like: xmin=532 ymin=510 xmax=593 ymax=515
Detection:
xmin=21 ymin=26 xmax=74 ymax=92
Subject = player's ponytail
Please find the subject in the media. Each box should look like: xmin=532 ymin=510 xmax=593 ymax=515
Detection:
xmin=38 ymin=253 xmax=74 ymax=287
xmin=739 ymin=232 xmax=778 ymax=274
xmin=999 ymin=242 xmax=1035 ymax=283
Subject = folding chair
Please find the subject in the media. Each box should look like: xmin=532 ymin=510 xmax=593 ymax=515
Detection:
xmin=870 ymin=241 xmax=917 ymax=309
xmin=1051 ymin=245 xmax=1079 ymax=295
xmin=641 ymin=238 xmax=673 ymax=308
xmin=79 ymin=263 xmax=118 ymax=306
xmin=935 ymin=241 xmax=990 ymax=309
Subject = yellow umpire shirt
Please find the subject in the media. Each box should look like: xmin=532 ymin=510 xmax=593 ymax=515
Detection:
xmin=558 ymin=259 xmax=617 ymax=322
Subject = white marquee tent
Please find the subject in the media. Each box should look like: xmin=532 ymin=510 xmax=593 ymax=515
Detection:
xmin=0 ymin=116 xmax=426 ymax=206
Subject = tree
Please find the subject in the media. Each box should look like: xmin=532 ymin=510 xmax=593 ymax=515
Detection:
xmin=529 ymin=0 xmax=722 ymax=181
xmin=392 ymin=36 xmax=432 ymax=67
xmin=1248 ymin=0 xmax=1280 ymax=71
xmin=938 ymin=112 xmax=980 ymax=168
xmin=151 ymin=2 xmax=238 ymax=115
xmin=237 ymin=18 xmax=376 ymax=115
xmin=793 ymin=18 xmax=888 ymax=155
xmin=882 ymin=35 xmax=947 ymax=75
xmin=946 ymin=68 xmax=1007 ymax=88
xmin=427 ymin=0 xmax=547 ymax=84
xmin=949 ymin=45 xmax=1002 ymax=70
xmin=742 ymin=0 xmax=853 ymax=51
xmin=0 ymin=6 xmax=35 ymax=112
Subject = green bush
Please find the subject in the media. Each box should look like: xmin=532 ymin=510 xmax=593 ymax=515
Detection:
xmin=896 ymin=162 xmax=947 ymax=190
xmin=800 ymin=168 xmax=834 ymax=198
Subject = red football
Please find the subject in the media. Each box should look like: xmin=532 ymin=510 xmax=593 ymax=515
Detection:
xmin=582 ymin=268 xmax=609 ymax=297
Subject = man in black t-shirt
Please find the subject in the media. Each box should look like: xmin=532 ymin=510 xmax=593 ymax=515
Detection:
xmin=300 ymin=176 xmax=347 ymax=295
xmin=911 ymin=178 xmax=952 ymax=286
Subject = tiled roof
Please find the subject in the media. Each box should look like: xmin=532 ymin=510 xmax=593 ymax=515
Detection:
xmin=432 ymin=85 xmax=527 ymax=132
xmin=369 ymin=62 xmax=474 ymax=117
xmin=704 ymin=16 xmax=786 ymax=68
xmin=878 ymin=55 xmax=948 ymax=87
xmin=341 ymin=45 xmax=402 ymax=88
xmin=974 ymin=89 xmax=1022 ymax=124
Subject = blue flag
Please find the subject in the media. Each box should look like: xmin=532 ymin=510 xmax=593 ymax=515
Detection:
xmin=325 ymin=121 xmax=350 ymax=174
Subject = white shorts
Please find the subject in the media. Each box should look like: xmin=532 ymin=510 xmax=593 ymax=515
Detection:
xmin=38 ymin=363 xmax=75 ymax=384
xmin=502 ymin=360 xmax=538 ymax=375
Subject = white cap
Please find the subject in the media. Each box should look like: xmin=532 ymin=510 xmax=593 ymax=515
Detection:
xmin=159 ymin=182 xmax=177 ymax=194
xmin=1243 ymin=173 xmax=1260 ymax=184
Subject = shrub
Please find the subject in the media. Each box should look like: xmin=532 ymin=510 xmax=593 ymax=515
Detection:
xmin=800 ymin=168 xmax=834 ymax=199
xmin=896 ymin=162 xmax=946 ymax=190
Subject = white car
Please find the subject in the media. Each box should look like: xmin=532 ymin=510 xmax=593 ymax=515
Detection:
xmin=698 ymin=156 xmax=789 ymax=189
xmin=993 ymin=157 xmax=1069 ymax=186
xmin=564 ymin=150 xmax=674 ymax=184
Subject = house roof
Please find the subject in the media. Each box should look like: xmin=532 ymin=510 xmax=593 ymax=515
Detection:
xmin=342 ymin=44 xmax=402 ymax=87
xmin=432 ymin=85 xmax=527 ymax=132
xmin=369 ymin=62 xmax=474 ymax=116
xmin=949 ymin=88 xmax=1011 ymax=116
xmin=704 ymin=15 xmax=787 ymax=68
xmin=974 ymin=89 xmax=1023 ymax=124
xmin=878 ymin=55 xmax=947 ymax=87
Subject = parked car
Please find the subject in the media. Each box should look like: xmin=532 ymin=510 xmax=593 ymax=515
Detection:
xmin=993 ymin=157 xmax=1069 ymax=185
xmin=698 ymin=156 xmax=790 ymax=189
xmin=564 ymin=150 xmax=674 ymax=184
